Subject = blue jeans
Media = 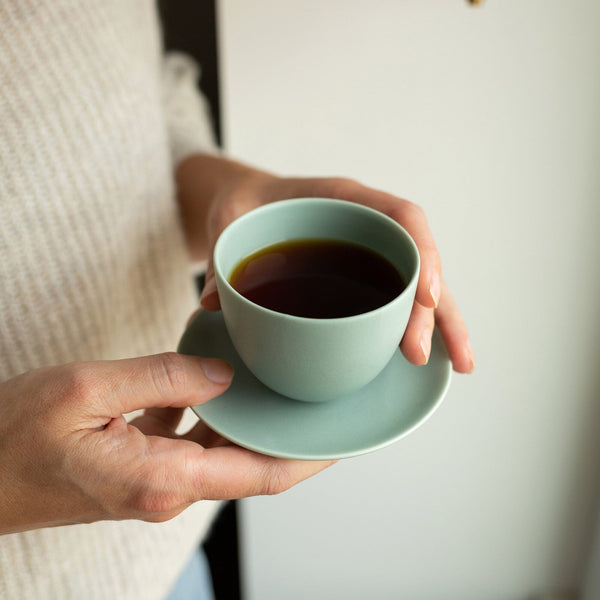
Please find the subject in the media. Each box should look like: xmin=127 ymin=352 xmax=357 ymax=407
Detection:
xmin=166 ymin=548 xmax=214 ymax=600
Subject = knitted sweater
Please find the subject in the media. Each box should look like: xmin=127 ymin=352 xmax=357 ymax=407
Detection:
xmin=0 ymin=1 xmax=221 ymax=598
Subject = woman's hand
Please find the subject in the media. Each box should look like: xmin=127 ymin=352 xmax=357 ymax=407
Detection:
xmin=0 ymin=353 xmax=333 ymax=535
xmin=175 ymin=154 xmax=474 ymax=374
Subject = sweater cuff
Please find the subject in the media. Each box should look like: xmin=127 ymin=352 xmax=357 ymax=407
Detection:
xmin=162 ymin=51 xmax=220 ymax=168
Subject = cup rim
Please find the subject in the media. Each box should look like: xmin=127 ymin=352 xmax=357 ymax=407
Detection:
xmin=213 ymin=198 xmax=420 ymax=323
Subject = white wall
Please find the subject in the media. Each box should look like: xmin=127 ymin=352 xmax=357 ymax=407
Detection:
xmin=217 ymin=1 xmax=600 ymax=598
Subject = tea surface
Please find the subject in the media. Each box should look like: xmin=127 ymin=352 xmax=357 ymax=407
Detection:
xmin=229 ymin=239 xmax=406 ymax=318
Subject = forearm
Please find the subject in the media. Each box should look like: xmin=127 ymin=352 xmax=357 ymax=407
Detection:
xmin=174 ymin=153 xmax=271 ymax=261
xmin=0 ymin=479 xmax=96 ymax=535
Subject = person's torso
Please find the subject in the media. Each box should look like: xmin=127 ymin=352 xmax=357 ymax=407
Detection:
xmin=0 ymin=0 xmax=196 ymax=379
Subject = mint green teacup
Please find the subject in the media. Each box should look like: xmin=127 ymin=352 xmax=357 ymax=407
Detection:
xmin=213 ymin=198 xmax=420 ymax=402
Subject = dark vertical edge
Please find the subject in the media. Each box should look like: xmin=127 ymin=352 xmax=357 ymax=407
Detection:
xmin=159 ymin=2 xmax=241 ymax=599
xmin=202 ymin=501 xmax=242 ymax=600
xmin=158 ymin=0 xmax=222 ymax=146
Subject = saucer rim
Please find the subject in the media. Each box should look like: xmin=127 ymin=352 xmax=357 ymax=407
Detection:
xmin=182 ymin=310 xmax=452 ymax=460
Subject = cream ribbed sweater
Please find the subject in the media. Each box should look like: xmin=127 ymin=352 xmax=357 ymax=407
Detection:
xmin=0 ymin=1 xmax=221 ymax=598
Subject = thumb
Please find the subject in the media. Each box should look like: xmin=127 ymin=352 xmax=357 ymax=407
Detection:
xmin=91 ymin=353 xmax=233 ymax=416
xmin=199 ymin=259 xmax=221 ymax=311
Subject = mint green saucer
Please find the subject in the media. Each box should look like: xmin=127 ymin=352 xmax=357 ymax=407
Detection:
xmin=178 ymin=310 xmax=452 ymax=460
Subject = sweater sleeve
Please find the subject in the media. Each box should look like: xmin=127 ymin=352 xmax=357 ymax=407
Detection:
xmin=162 ymin=51 xmax=219 ymax=167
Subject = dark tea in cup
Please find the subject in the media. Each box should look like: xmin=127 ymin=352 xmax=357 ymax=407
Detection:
xmin=229 ymin=239 xmax=406 ymax=319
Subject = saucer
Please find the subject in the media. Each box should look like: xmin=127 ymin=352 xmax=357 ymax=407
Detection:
xmin=178 ymin=310 xmax=452 ymax=460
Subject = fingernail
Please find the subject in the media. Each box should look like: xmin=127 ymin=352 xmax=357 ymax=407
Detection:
xmin=429 ymin=273 xmax=441 ymax=308
xmin=199 ymin=359 xmax=234 ymax=384
xmin=465 ymin=340 xmax=475 ymax=373
xmin=420 ymin=329 xmax=432 ymax=364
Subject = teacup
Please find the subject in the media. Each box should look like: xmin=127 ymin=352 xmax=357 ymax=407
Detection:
xmin=213 ymin=198 xmax=420 ymax=402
